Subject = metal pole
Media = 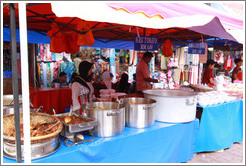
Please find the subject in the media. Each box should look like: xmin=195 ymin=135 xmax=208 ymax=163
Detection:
xmin=18 ymin=2 xmax=32 ymax=163
xmin=9 ymin=3 xmax=22 ymax=163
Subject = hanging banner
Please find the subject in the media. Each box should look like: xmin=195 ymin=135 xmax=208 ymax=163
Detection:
xmin=199 ymin=44 xmax=208 ymax=63
xmin=188 ymin=42 xmax=206 ymax=54
xmin=134 ymin=36 xmax=158 ymax=51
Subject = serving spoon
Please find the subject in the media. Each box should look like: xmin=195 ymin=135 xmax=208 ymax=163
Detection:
xmin=64 ymin=107 xmax=73 ymax=124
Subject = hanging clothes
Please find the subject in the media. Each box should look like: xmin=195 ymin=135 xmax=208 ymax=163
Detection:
xmin=162 ymin=39 xmax=173 ymax=57
xmin=47 ymin=23 xmax=67 ymax=53
xmin=65 ymin=32 xmax=80 ymax=54
xmin=76 ymin=21 xmax=95 ymax=46
xmin=224 ymin=55 xmax=233 ymax=71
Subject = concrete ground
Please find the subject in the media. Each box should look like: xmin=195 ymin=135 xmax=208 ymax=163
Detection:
xmin=188 ymin=142 xmax=244 ymax=164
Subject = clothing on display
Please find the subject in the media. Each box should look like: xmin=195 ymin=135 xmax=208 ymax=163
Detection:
xmin=162 ymin=39 xmax=173 ymax=57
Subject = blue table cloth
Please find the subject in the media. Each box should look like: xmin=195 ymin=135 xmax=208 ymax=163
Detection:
xmin=194 ymin=99 xmax=243 ymax=152
xmin=3 ymin=119 xmax=199 ymax=163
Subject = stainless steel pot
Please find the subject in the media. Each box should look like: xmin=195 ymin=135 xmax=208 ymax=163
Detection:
xmin=143 ymin=89 xmax=198 ymax=123
xmin=120 ymin=97 xmax=156 ymax=128
xmin=3 ymin=136 xmax=60 ymax=160
xmin=85 ymin=102 xmax=125 ymax=137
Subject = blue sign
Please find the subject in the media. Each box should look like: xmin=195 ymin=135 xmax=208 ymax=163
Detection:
xmin=188 ymin=42 xmax=206 ymax=54
xmin=134 ymin=36 xmax=158 ymax=51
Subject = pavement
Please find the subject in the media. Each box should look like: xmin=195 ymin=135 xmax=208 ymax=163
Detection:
xmin=188 ymin=142 xmax=244 ymax=164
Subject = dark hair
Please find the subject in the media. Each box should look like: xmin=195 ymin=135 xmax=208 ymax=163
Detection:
xmin=117 ymin=73 xmax=129 ymax=93
xmin=78 ymin=61 xmax=93 ymax=82
xmin=70 ymin=72 xmax=78 ymax=83
xmin=234 ymin=58 xmax=243 ymax=64
xmin=206 ymin=59 xmax=216 ymax=66
xmin=59 ymin=72 xmax=67 ymax=77
xmin=143 ymin=51 xmax=153 ymax=58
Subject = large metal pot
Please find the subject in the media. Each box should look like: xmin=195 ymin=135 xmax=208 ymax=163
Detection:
xmin=120 ymin=97 xmax=156 ymax=128
xmin=143 ymin=89 xmax=197 ymax=123
xmin=85 ymin=102 xmax=125 ymax=137
xmin=3 ymin=136 xmax=60 ymax=160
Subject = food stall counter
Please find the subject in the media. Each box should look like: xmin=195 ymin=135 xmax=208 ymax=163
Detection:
xmin=3 ymin=119 xmax=199 ymax=163
xmin=195 ymin=99 xmax=243 ymax=152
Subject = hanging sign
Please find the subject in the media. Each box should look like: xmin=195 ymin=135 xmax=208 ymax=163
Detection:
xmin=134 ymin=36 xmax=158 ymax=51
xmin=199 ymin=44 xmax=208 ymax=63
xmin=188 ymin=42 xmax=206 ymax=54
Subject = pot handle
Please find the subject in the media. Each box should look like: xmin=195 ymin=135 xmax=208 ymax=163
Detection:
xmin=186 ymin=97 xmax=196 ymax=105
xmin=143 ymin=105 xmax=152 ymax=110
xmin=78 ymin=123 xmax=91 ymax=128
xmin=107 ymin=110 xmax=122 ymax=116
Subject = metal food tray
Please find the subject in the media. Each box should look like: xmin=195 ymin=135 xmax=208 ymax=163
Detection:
xmin=54 ymin=112 xmax=97 ymax=134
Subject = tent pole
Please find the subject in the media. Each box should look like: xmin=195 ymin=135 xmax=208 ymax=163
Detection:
xmin=9 ymin=3 xmax=22 ymax=163
xmin=18 ymin=2 xmax=32 ymax=163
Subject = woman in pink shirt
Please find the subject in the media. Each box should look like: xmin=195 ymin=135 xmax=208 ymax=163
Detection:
xmin=136 ymin=52 xmax=158 ymax=94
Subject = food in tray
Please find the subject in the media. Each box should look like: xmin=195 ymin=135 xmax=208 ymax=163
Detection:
xmin=3 ymin=115 xmax=59 ymax=138
xmin=64 ymin=116 xmax=72 ymax=124
xmin=128 ymin=99 xmax=148 ymax=105
xmin=57 ymin=115 xmax=90 ymax=124
xmin=89 ymin=106 xmax=109 ymax=110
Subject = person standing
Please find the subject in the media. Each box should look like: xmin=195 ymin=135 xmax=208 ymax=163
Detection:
xmin=202 ymin=59 xmax=216 ymax=87
xmin=136 ymin=51 xmax=158 ymax=94
xmin=231 ymin=58 xmax=243 ymax=83
xmin=72 ymin=61 xmax=94 ymax=114
xmin=73 ymin=53 xmax=82 ymax=73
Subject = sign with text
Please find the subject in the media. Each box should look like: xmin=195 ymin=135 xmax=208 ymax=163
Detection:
xmin=199 ymin=44 xmax=208 ymax=63
xmin=134 ymin=36 xmax=158 ymax=51
xmin=188 ymin=42 xmax=206 ymax=54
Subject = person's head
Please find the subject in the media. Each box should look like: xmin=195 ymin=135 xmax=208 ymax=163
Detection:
xmin=234 ymin=58 xmax=243 ymax=67
xmin=71 ymin=72 xmax=77 ymax=82
xmin=59 ymin=72 xmax=67 ymax=83
xmin=117 ymin=73 xmax=129 ymax=92
xmin=102 ymin=72 xmax=111 ymax=82
xmin=120 ymin=73 xmax=129 ymax=83
xmin=110 ymin=73 xmax=114 ymax=80
xmin=101 ymin=72 xmax=112 ymax=89
xmin=133 ymin=73 xmax=136 ymax=81
xmin=206 ymin=59 xmax=216 ymax=69
xmin=76 ymin=53 xmax=81 ymax=58
xmin=142 ymin=51 xmax=153 ymax=64
xmin=79 ymin=60 xmax=94 ymax=81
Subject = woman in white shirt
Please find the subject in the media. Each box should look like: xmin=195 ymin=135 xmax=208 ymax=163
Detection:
xmin=72 ymin=61 xmax=94 ymax=114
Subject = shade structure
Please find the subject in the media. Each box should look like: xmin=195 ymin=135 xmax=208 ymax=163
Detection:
xmin=106 ymin=2 xmax=243 ymax=31
xmin=3 ymin=3 xmax=241 ymax=44
xmin=51 ymin=2 xmax=237 ymax=42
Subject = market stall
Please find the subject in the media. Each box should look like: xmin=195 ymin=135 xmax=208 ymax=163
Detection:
xmin=2 ymin=2 xmax=244 ymax=164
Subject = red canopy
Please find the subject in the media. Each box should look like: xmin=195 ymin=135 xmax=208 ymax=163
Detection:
xmin=3 ymin=2 xmax=241 ymax=46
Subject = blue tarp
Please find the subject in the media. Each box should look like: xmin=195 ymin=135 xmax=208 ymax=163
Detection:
xmin=3 ymin=27 xmax=134 ymax=50
xmin=3 ymin=27 xmax=51 ymax=44
xmin=195 ymin=99 xmax=243 ymax=152
xmin=3 ymin=119 xmax=199 ymax=163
